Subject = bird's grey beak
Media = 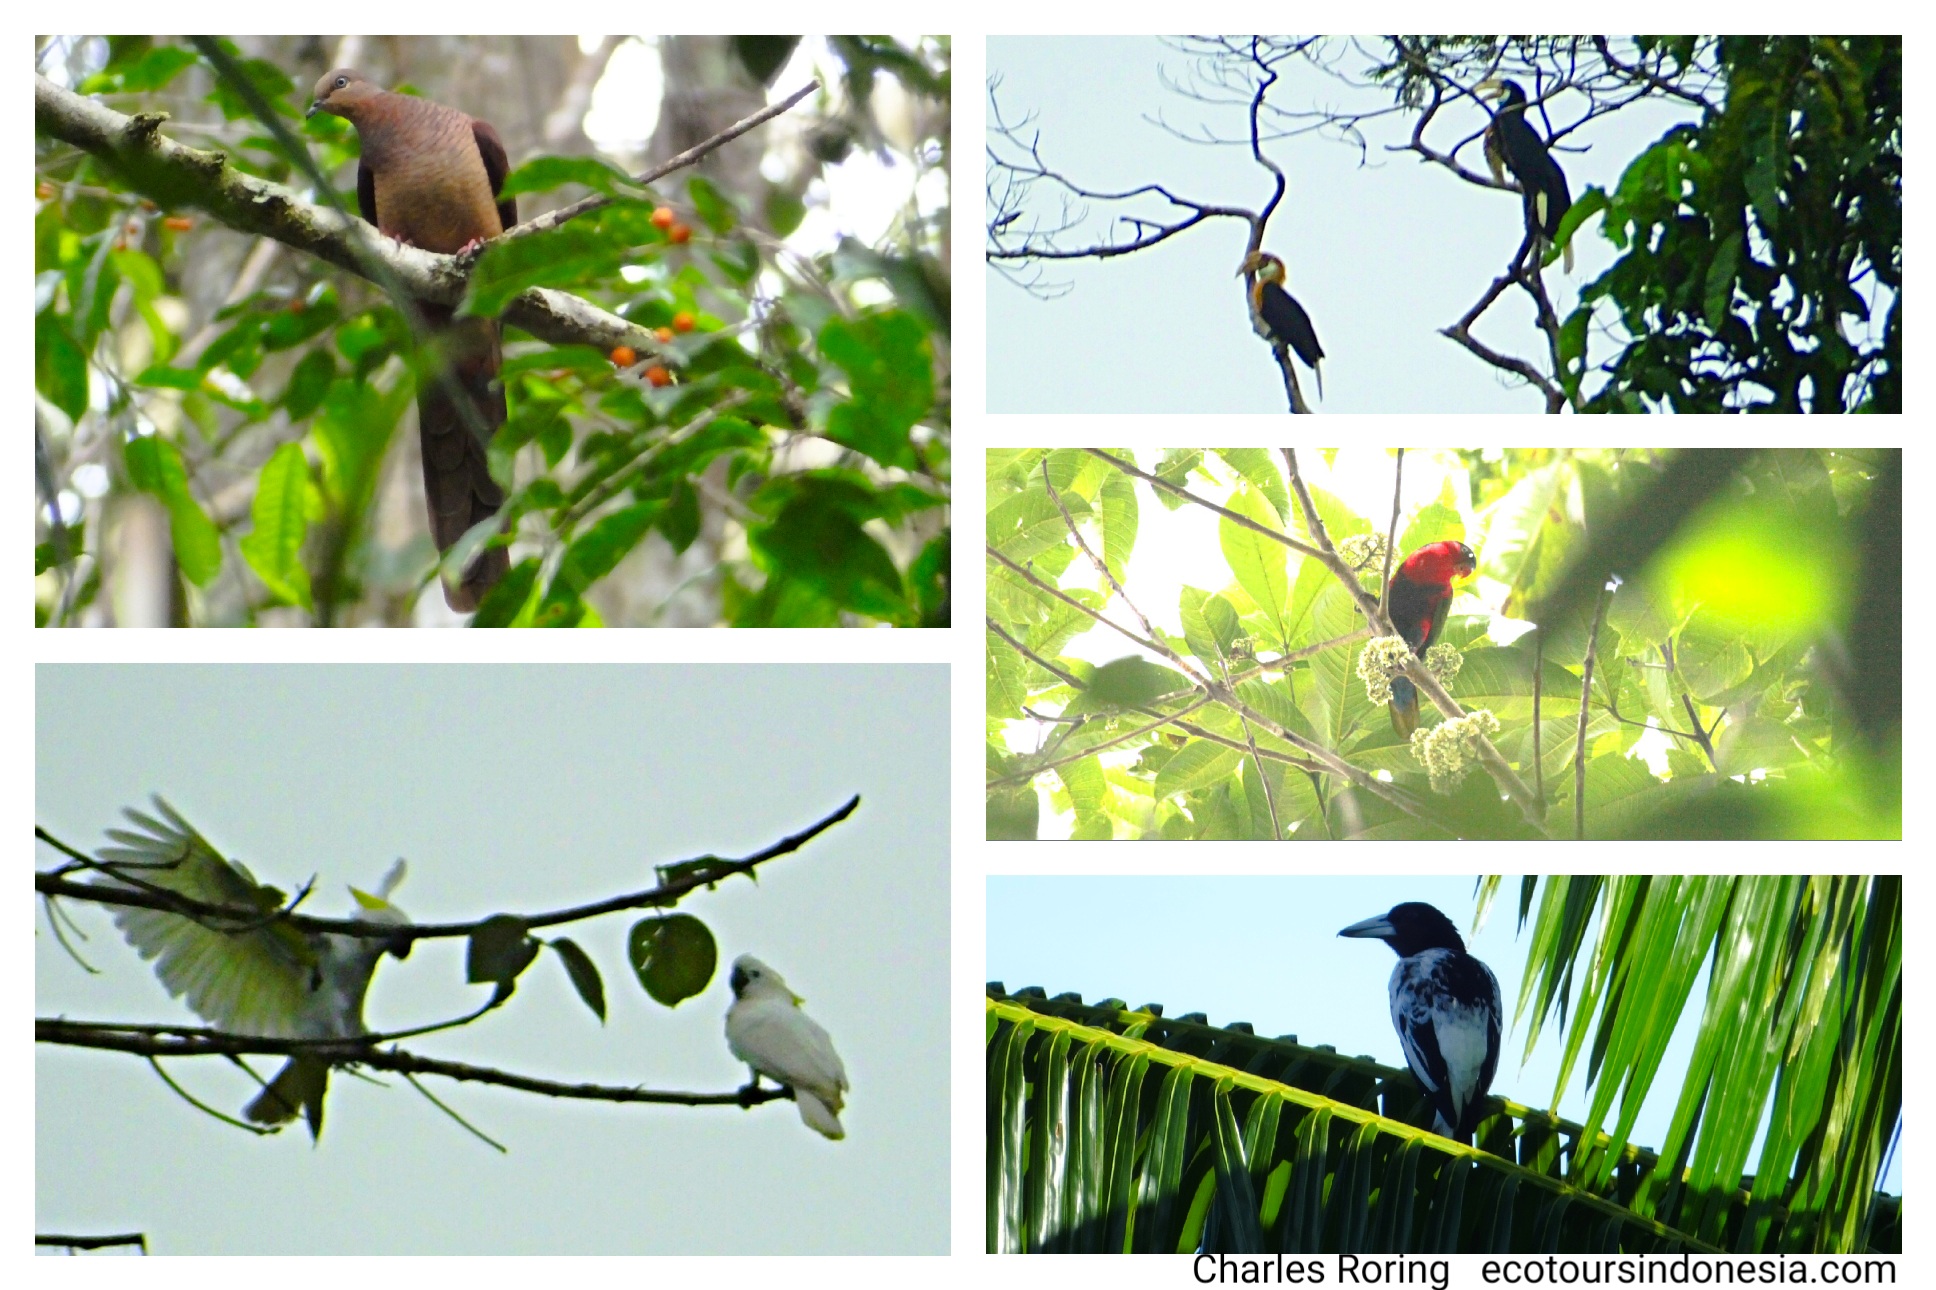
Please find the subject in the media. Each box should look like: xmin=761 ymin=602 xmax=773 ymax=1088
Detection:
xmin=1339 ymin=915 xmax=1396 ymax=939
xmin=305 ymin=101 xmax=322 ymax=119
xmin=1474 ymin=80 xmax=1502 ymax=102
xmin=729 ymin=964 xmax=750 ymax=996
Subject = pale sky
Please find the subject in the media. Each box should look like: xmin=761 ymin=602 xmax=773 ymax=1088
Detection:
xmin=987 ymin=36 xmax=1700 ymax=413
xmin=36 ymin=664 xmax=948 ymax=1254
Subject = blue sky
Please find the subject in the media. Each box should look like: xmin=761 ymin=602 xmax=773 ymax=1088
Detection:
xmin=987 ymin=874 xmax=1902 ymax=1196
xmin=987 ymin=36 xmax=1700 ymax=412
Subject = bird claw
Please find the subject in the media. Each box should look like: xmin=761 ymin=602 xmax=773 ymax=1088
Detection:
xmin=455 ymin=237 xmax=490 ymax=260
xmin=736 ymin=1072 xmax=764 ymax=1106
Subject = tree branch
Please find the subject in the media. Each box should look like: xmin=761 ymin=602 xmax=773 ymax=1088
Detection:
xmin=36 ymin=1018 xmax=792 ymax=1110
xmin=36 ymin=73 xmax=661 ymax=359
xmin=36 ymin=794 xmax=859 ymax=944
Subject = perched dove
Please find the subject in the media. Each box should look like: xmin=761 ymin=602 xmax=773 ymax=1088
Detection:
xmin=724 ymin=954 xmax=849 ymax=1140
xmin=92 ymin=797 xmax=411 ymax=1138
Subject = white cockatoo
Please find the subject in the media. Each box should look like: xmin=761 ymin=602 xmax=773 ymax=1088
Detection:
xmin=724 ymin=954 xmax=849 ymax=1140
xmin=91 ymin=797 xmax=411 ymax=1138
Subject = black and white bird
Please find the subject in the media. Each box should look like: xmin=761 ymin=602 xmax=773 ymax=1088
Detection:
xmin=1339 ymin=902 xmax=1502 ymax=1144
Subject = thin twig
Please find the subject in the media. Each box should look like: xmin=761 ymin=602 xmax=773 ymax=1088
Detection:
xmin=499 ymin=82 xmax=819 ymax=246
xmin=1532 ymin=631 xmax=1544 ymax=804
xmin=1379 ymin=449 xmax=1404 ymax=613
xmin=1576 ymin=578 xmax=1617 ymax=840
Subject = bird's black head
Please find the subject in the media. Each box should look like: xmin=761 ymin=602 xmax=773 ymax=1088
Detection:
xmin=1478 ymin=78 xmax=1529 ymax=109
xmin=1339 ymin=901 xmax=1466 ymax=957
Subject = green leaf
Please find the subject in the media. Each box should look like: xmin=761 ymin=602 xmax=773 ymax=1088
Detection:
xmin=500 ymin=155 xmax=637 ymax=202
xmin=748 ymin=480 xmax=908 ymax=621
xmin=765 ymin=189 xmax=807 ymax=237
xmin=817 ymin=310 xmax=934 ymax=469
xmin=462 ymin=220 xmax=622 ymax=318
xmin=36 ymin=312 xmax=88 ymax=419
xmin=548 ymin=936 xmax=607 ymax=1022
xmin=686 ymin=175 xmax=738 ymax=233
xmin=122 ymin=434 xmax=222 ymax=586
xmin=466 ymin=913 xmax=539 ymax=985
xmin=1219 ymin=487 xmax=1289 ymax=647
xmin=1071 ymin=657 xmax=1189 ymax=714
xmin=628 ymin=913 xmax=718 ymax=1008
xmin=238 ymin=441 xmax=313 ymax=609
xmin=548 ymin=501 xmax=662 ymax=600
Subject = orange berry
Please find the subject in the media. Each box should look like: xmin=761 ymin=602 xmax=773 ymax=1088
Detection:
xmin=650 ymin=206 xmax=675 ymax=231
xmin=609 ymin=346 xmax=636 ymax=367
xmin=164 ymin=216 xmax=193 ymax=232
xmin=668 ymin=222 xmax=691 ymax=245
xmin=644 ymin=365 xmax=672 ymax=388
xmin=36 ymin=181 xmax=56 ymax=199
xmin=672 ymin=311 xmax=696 ymax=333
xmin=654 ymin=326 xmax=674 ymax=343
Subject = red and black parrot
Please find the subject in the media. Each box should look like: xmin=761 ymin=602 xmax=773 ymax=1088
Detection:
xmin=1386 ymin=540 xmax=1478 ymax=736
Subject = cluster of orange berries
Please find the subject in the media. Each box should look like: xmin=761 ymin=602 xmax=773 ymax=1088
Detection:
xmin=649 ymin=205 xmax=691 ymax=244
xmin=609 ymin=309 xmax=694 ymax=387
xmin=601 ymin=206 xmax=701 ymax=384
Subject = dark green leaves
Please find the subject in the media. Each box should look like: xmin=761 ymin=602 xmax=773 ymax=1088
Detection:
xmin=467 ymin=913 xmax=541 ymax=1005
xmin=123 ymin=434 xmax=220 ymax=586
xmin=818 ymin=310 xmax=935 ymax=469
xmin=628 ymin=913 xmax=717 ymax=1008
xmin=547 ymin=936 xmax=607 ymax=1023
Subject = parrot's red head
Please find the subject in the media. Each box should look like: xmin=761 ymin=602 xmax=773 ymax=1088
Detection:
xmin=1400 ymin=541 xmax=1478 ymax=586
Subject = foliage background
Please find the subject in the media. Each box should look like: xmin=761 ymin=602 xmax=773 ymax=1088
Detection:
xmin=36 ymin=35 xmax=950 ymax=626
xmin=987 ymin=874 xmax=1900 ymax=1255
xmin=986 ymin=448 xmax=1898 ymax=840
xmin=988 ymin=36 xmax=1898 ymax=414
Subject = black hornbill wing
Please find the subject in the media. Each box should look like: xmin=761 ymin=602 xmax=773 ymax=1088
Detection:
xmin=1259 ymin=281 xmax=1324 ymax=369
xmin=1494 ymin=112 xmax=1572 ymax=238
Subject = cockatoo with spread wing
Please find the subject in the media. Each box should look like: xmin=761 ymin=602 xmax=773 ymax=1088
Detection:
xmin=91 ymin=797 xmax=411 ymax=1138
xmin=724 ymin=955 xmax=849 ymax=1140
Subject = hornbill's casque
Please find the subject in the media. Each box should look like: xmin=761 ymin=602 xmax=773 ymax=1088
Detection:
xmin=1476 ymin=78 xmax=1574 ymax=273
xmin=1339 ymin=901 xmax=1503 ymax=1146
xmin=1238 ymin=251 xmax=1325 ymax=399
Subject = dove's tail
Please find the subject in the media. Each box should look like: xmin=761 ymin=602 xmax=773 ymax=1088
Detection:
xmin=796 ymin=1090 xmax=846 ymax=1140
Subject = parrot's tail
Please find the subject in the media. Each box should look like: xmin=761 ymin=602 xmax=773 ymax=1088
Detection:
xmin=1390 ymin=675 xmax=1419 ymax=737
xmin=795 ymin=1089 xmax=846 ymax=1140
xmin=245 ymin=1056 xmax=327 ymax=1135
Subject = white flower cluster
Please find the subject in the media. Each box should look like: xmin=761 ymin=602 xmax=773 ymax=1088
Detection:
xmin=1410 ymin=709 xmax=1502 ymax=795
xmin=1356 ymin=635 xmax=1414 ymax=706
xmin=1424 ymin=641 xmax=1464 ymax=686
xmin=1337 ymin=533 xmax=1389 ymax=573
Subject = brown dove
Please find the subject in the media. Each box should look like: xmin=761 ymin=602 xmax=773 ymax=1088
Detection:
xmin=307 ymin=68 xmax=515 ymax=611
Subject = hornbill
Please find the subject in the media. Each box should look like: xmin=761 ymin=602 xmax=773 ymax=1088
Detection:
xmin=1238 ymin=251 xmax=1325 ymax=399
xmin=1339 ymin=901 xmax=1502 ymax=1145
xmin=1476 ymin=78 xmax=1574 ymax=273
xmin=1385 ymin=540 xmax=1478 ymax=737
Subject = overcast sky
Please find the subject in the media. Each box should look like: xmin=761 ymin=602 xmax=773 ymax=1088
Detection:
xmin=36 ymin=664 xmax=948 ymax=1254
xmin=987 ymin=36 xmax=1700 ymax=413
